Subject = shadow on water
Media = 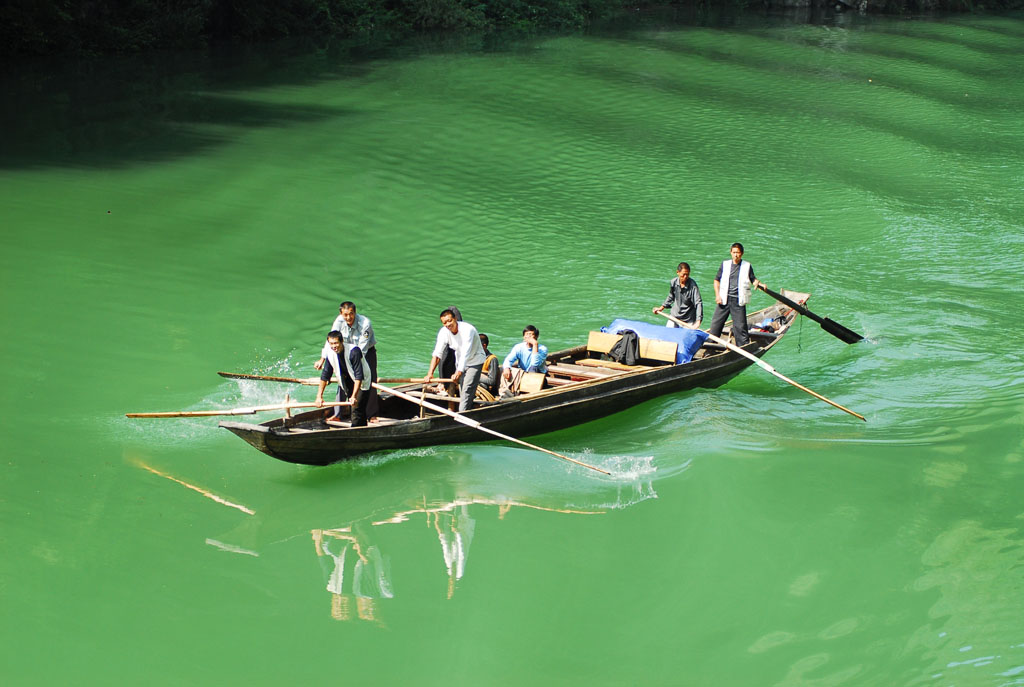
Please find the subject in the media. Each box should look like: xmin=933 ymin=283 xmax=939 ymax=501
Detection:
xmin=605 ymin=30 xmax=1023 ymax=150
xmin=8 ymin=8 xmax=1016 ymax=172
xmin=0 ymin=29 xmax=588 ymax=172
xmin=0 ymin=42 xmax=378 ymax=170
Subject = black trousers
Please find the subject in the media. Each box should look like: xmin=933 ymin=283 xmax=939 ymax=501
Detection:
xmin=708 ymin=298 xmax=750 ymax=346
xmin=334 ymin=385 xmax=370 ymax=427
xmin=440 ymin=345 xmax=455 ymax=379
xmin=364 ymin=346 xmax=379 ymax=419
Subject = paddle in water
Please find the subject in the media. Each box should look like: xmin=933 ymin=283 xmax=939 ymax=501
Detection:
xmin=657 ymin=311 xmax=865 ymax=421
xmin=756 ymin=284 xmax=864 ymax=344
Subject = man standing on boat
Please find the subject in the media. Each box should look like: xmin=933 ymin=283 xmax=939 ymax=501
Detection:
xmin=500 ymin=325 xmax=548 ymax=395
xmin=708 ymin=243 xmax=762 ymax=347
xmin=316 ymin=331 xmax=371 ymax=427
xmin=425 ymin=309 xmax=486 ymax=413
xmin=315 ymin=301 xmax=378 ymax=421
xmin=653 ymin=261 xmax=703 ymax=329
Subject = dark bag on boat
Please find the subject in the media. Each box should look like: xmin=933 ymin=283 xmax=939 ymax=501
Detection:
xmin=608 ymin=330 xmax=640 ymax=365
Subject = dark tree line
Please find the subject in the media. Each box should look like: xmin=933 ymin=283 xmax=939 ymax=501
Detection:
xmin=0 ymin=0 xmax=626 ymax=56
xmin=2 ymin=0 xmax=1020 ymax=58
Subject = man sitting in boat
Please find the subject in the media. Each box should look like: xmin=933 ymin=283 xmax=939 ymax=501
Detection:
xmin=315 ymin=301 xmax=379 ymax=422
xmin=316 ymin=331 xmax=371 ymax=427
xmin=652 ymin=261 xmax=703 ymax=329
xmin=708 ymin=243 xmax=763 ymax=347
xmin=500 ymin=325 xmax=548 ymax=396
xmin=425 ymin=309 xmax=486 ymax=413
xmin=478 ymin=333 xmax=501 ymax=398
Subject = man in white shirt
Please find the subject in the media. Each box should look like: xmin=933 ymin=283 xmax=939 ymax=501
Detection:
xmin=425 ymin=309 xmax=486 ymax=412
xmin=315 ymin=301 xmax=378 ymax=421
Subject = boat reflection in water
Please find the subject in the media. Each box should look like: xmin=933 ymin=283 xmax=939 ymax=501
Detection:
xmin=305 ymin=454 xmax=657 ymax=622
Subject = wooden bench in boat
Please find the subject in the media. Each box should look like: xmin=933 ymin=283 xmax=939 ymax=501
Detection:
xmin=511 ymin=334 xmax=675 ymax=395
xmin=546 ymin=362 xmax=617 ymax=379
xmin=577 ymin=360 xmax=655 ymax=370
xmin=581 ymin=330 xmax=676 ymax=368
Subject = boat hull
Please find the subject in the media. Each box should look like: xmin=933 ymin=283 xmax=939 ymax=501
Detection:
xmin=221 ymin=334 xmax=776 ymax=466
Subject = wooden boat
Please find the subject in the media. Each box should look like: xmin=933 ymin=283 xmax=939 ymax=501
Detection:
xmin=220 ymin=293 xmax=808 ymax=466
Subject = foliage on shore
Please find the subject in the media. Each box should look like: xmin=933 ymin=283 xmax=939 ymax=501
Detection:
xmin=2 ymin=0 xmax=1022 ymax=58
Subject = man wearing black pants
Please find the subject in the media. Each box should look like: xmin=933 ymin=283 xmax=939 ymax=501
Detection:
xmin=708 ymin=243 xmax=763 ymax=347
xmin=316 ymin=331 xmax=371 ymax=426
xmin=315 ymin=301 xmax=379 ymax=421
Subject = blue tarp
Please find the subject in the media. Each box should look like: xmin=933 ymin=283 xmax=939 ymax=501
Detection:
xmin=600 ymin=319 xmax=709 ymax=364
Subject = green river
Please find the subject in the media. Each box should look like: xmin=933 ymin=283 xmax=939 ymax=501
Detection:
xmin=2 ymin=10 xmax=1023 ymax=686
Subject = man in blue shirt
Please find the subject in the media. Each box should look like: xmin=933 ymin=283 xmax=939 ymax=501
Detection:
xmin=501 ymin=325 xmax=548 ymax=395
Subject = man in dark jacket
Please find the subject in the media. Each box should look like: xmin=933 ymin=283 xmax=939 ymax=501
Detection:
xmin=653 ymin=261 xmax=703 ymax=329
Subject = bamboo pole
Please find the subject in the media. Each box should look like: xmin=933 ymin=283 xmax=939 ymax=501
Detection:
xmin=380 ymin=377 xmax=455 ymax=384
xmin=217 ymin=371 xmax=323 ymax=385
xmin=126 ymin=401 xmax=352 ymax=418
xmin=657 ymin=311 xmax=865 ymax=421
xmin=372 ymin=383 xmax=610 ymax=475
xmin=217 ymin=371 xmax=452 ymax=385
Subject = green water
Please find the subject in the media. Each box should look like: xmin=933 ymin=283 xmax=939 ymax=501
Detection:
xmin=3 ymin=11 xmax=1024 ymax=686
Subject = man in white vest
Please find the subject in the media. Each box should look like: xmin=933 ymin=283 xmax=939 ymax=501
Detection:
xmin=314 ymin=301 xmax=378 ymax=421
xmin=316 ymin=330 xmax=372 ymax=426
xmin=708 ymin=243 xmax=763 ymax=347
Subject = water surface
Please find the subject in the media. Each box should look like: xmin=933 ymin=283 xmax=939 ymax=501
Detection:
xmin=2 ymin=11 xmax=1023 ymax=686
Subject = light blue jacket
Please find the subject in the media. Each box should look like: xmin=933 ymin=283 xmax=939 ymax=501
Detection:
xmin=502 ymin=341 xmax=548 ymax=373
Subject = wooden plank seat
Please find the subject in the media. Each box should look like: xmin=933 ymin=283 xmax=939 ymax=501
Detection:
xmin=585 ymin=331 xmax=677 ymax=366
xmin=399 ymin=391 xmax=500 ymax=405
xmin=546 ymin=363 xmax=617 ymax=379
xmin=576 ymin=358 xmax=653 ymax=371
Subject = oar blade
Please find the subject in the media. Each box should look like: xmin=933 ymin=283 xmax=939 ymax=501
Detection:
xmin=759 ymin=285 xmax=863 ymax=345
xmin=821 ymin=317 xmax=864 ymax=344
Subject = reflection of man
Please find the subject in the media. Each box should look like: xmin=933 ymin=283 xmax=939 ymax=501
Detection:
xmin=312 ymin=528 xmax=393 ymax=623
xmin=433 ymin=505 xmax=475 ymax=600
xmin=316 ymin=301 xmax=378 ymax=421
xmin=653 ymin=262 xmax=703 ymax=329
xmin=708 ymin=243 xmax=763 ymax=347
xmin=425 ymin=309 xmax=486 ymax=413
xmin=316 ymin=331 xmax=370 ymax=426
xmin=500 ymin=325 xmax=547 ymax=396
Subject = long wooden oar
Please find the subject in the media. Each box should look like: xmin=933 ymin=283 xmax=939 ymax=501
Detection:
xmin=217 ymin=371 xmax=453 ymax=385
xmin=756 ymin=284 xmax=864 ymax=344
xmin=372 ymin=382 xmax=610 ymax=475
xmin=658 ymin=311 xmax=865 ymax=421
xmin=218 ymin=371 xmax=322 ymax=385
xmin=379 ymin=377 xmax=454 ymax=384
xmin=127 ymin=401 xmax=351 ymax=418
